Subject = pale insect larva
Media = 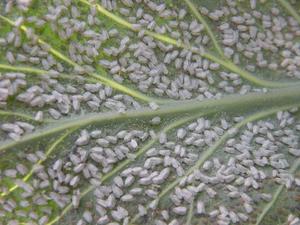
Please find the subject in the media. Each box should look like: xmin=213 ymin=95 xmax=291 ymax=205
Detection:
xmin=138 ymin=204 xmax=147 ymax=217
xmin=75 ymin=130 xmax=90 ymax=146
xmin=6 ymin=31 xmax=16 ymax=44
xmin=194 ymin=200 xmax=205 ymax=215
xmin=7 ymin=220 xmax=20 ymax=225
xmin=112 ymin=206 xmax=128 ymax=221
xmin=158 ymin=132 xmax=167 ymax=144
xmin=25 ymin=153 xmax=39 ymax=164
xmin=0 ymin=87 xmax=9 ymax=103
xmin=167 ymin=219 xmax=179 ymax=225
xmin=82 ymin=210 xmax=93 ymax=223
xmin=112 ymin=184 xmax=123 ymax=198
xmin=0 ymin=37 xmax=7 ymax=46
xmin=48 ymin=108 xmax=61 ymax=120
xmin=107 ymin=194 xmax=116 ymax=209
xmin=209 ymin=209 xmax=219 ymax=218
xmin=151 ymin=116 xmax=161 ymax=125
xmin=35 ymin=151 xmax=46 ymax=162
xmin=53 ymin=159 xmax=63 ymax=171
xmin=57 ymin=185 xmax=69 ymax=194
xmin=139 ymin=176 xmax=152 ymax=185
xmin=16 ymin=180 xmax=34 ymax=194
xmin=38 ymin=215 xmax=49 ymax=225
xmin=63 ymin=173 xmax=72 ymax=184
xmin=121 ymin=194 xmax=134 ymax=202
xmin=155 ymin=220 xmax=167 ymax=225
xmin=1 ymin=123 xmax=24 ymax=134
xmin=97 ymin=138 xmax=110 ymax=147
xmin=149 ymin=102 xmax=159 ymax=110
xmin=176 ymin=128 xmax=187 ymax=139
xmin=124 ymin=175 xmax=135 ymax=187
xmin=144 ymin=189 xmax=157 ymax=198
xmin=288 ymin=148 xmax=300 ymax=156
xmin=95 ymin=204 xmax=107 ymax=217
xmin=243 ymin=202 xmax=253 ymax=214
xmin=113 ymin=176 xmax=124 ymax=187
xmin=16 ymin=210 xmax=26 ymax=217
xmin=69 ymin=176 xmax=80 ymax=187
xmin=86 ymin=163 xmax=98 ymax=177
xmin=6 ymin=51 xmax=16 ymax=64
xmin=73 ymin=163 xmax=85 ymax=173
xmin=119 ymin=7 xmax=130 ymax=16
xmin=129 ymin=187 xmax=142 ymax=195
xmin=205 ymin=186 xmax=217 ymax=198
xmin=88 ymin=177 xmax=101 ymax=186
xmin=172 ymin=206 xmax=187 ymax=216
xmin=128 ymin=139 xmax=138 ymax=149
xmin=16 ymin=121 xmax=35 ymax=133
xmin=89 ymin=130 xmax=102 ymax=139
xmin=97 ymin=215 xmax=109 ymax=225
xmin=76 ymin=219 xmax=86 ymax=225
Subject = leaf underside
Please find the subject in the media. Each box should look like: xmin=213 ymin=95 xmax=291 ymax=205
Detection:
xmin=0 ymin=0 xmax=300 ymax=225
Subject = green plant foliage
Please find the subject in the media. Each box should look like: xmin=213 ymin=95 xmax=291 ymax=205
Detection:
xmin=0 ymin=0 xmax=300 ymax=225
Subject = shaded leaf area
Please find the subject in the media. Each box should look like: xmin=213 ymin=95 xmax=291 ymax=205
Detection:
xmin=0 ymin=0 xmax=300 ymax=225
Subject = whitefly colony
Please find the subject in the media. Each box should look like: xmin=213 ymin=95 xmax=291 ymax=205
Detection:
xmin=0 ymin=0 xmax=300 ymax=225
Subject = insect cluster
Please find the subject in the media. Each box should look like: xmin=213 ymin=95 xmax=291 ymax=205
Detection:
xmin=0 ymin=0 xmax=300 ymax=225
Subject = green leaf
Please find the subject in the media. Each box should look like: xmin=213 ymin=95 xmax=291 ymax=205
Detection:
xmin=0 ymin=0 xmax=300 ymax=225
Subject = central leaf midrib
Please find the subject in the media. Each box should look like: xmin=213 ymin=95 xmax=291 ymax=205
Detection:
xmin=1 ymin=86 xmax=300 ymax=152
